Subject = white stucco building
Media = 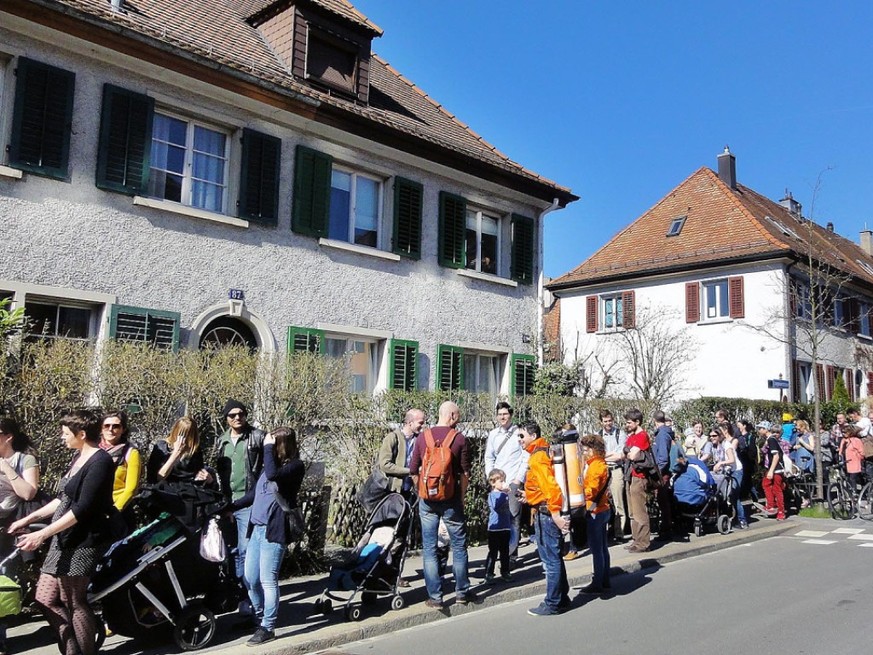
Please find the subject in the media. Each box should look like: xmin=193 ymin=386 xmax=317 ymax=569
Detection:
xmin=546 ymin=149 xmax=873 ymax=404
xmin=0 ymin=0 xmax=576 ymax=395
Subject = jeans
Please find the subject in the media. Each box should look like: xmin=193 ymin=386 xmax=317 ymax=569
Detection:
xmin=234 ymin=506 xmax=252 ymax=581
xmin=244 ymin=525 xmax=285 ymax=631
xmin=732 ymin=469 xmax=747 ymax=524
xmin=419 ymin=499 xmax=470 ymax=602
xmin=533 ymin=511 xmax=569 ymax=611
xmin=586 ymin=509 xmax=611 ymax=589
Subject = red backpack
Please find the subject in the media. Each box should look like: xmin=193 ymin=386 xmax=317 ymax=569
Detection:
xmin=417 ymin=428 xmax=458 ymax=501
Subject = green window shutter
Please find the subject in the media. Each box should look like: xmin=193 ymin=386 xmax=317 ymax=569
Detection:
xmin=392 ymin=177 xmax=423 ymax=259
xmin=510 ymin=214 xmax=535 ymax=285
xmin=511 ymin=354 xmax=536 ymax=397
xmin=239 ymin=128 xmax=281 ymax=224
xmin=438 ymin=191 xmax=466 ymax=268
xmin=292 ymin=145 xmax=332 ymax=237
xmin=109 ymin=305 xmax=181 ymax=351
xmin=389 ymin=339 xmax=418 ymax=390
xmin=437 ymin=344 xmax=464 ymax=391
xmin=95 ymin=84 xmax=154 ymax=195
xmin=287 ymin=326 xmax=325 ymax=353
xmin=9 ymin=58 xmax=76 ymax=180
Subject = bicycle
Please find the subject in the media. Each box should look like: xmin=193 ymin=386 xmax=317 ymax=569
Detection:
xmin=826 ymin=464 xmax=856 ymax=520
xmin=857 ymin=479 xmax=873 ymax=521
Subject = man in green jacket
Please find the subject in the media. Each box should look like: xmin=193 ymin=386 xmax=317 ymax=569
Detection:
xmin=379 ymin=408 xmax=425 ymax=498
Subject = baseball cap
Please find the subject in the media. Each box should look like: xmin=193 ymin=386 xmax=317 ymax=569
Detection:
xmin=755 ymin=420 xmax=772 ymax=430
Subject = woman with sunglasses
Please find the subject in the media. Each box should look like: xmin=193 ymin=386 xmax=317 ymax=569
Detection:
xmin=99 ymin=411 xmax=140 ymax=526
xmin=712 ymin=423 xmax=748 ymax=529
xmin=146 ymin=417 xmax=210 ymax=486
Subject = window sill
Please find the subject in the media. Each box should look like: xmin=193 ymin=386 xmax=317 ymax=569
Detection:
xmin=318 ymin=238 xmax=401 ymax=262
xmin=0 ymin=165 xmax=23 ymax=180
xmin=697 ymin=317 xmax=734 ymax=326
xmin=595 ymin=327 xmax=625 ymax=335
xmin=857 ymin=333 xmax=873 ymax=342
xmin=132 ymin=197 xmax=249 ymax=229
xmin=456 ymin=269 xmax=518 ymax=288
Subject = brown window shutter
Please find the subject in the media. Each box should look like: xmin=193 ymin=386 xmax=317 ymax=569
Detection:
xmin=867 ymin=372 xmax=873 ymax=397
xmin=586 ymin=296 xmax=597 ymax=333
xmin=728 ymin=276 xmax=745 ymax=318
xmin=846 ymin=369 xmax=855 ymax=402
xmin=825 ymin=365 xmax=834 ymax=400
xmin=622 ymin=290 xmax=636 ymax=329
xmin=815 ymin=364 xmax=825 ymax=401
xmin=791 ymin=359 xmax=800 ymax=402
xmin=685 ymin=282 xmax=700 ymax=323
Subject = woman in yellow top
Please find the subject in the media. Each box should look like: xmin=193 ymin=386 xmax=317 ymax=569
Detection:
xmin=99 ymin=411 xmax=141 ymax=526
xmin=578 ymin=433 xmax=612 ymax=594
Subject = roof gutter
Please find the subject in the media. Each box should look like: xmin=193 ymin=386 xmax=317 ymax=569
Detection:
xmin=538 ymin=198 xmax=561 ymax=366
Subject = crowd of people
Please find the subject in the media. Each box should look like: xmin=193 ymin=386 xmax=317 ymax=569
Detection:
xmin=0 ymin=400 xmax=304 ymax=654
xmin=2 ymin=398 xmax=871 ymax=655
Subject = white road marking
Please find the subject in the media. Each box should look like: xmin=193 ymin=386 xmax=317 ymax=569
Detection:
xmin=794 ymin=530 xmax=829 ymax=538
xmin=800 ymin=539 xmax=839 ymax=545
xmin=831 ymin=528 xmax=865 ymax=535
xmin=857 ymin=543 xmax=873 ymax=548
xmin=847 ymin=534 xmax=873 ymax=541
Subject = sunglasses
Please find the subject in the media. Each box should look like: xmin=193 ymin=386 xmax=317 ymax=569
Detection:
xmin=103 ymin=423 xmax=123 ymax=430
xmin=227 ymin=412 xmax=246 ymax=419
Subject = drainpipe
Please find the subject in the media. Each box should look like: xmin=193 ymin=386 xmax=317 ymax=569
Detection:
xmin=537 ymin=198 xmax=561 ymax=366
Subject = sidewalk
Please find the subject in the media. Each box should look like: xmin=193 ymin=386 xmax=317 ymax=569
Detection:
xmin=8 ymin=517 xmax=794 ymax=655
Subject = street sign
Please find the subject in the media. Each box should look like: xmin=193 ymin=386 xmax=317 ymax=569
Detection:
xmin=768 ymin=379 xmax=790 ymax=389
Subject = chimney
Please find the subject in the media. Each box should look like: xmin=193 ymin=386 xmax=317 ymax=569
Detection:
xmin=826 ymin=222 xmax=834 ymax=232
xmin=861 ymin=229 xmax=873 ymax=256
xmin=779 ymin=189 xmax=802 ymax=218
xmin=717 ymin=146 xmax=736 ymax=189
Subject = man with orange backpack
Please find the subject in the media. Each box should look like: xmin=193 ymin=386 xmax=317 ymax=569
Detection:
xmin=409 ymin=401 xmax=474 ymax=609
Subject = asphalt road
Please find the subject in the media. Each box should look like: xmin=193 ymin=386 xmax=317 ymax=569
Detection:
xmin=322 ymin=519 xmax=873 ymax=655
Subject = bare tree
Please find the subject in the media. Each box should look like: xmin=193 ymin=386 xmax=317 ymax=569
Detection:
xmin=606 ymin=304 xmax=698 ymax=407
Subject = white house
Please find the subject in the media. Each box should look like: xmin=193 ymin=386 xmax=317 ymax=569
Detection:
xmin=546 ymin=148 xmax=873 ymax=404
xmin=0 ymin=0 xmax=576 ymax=395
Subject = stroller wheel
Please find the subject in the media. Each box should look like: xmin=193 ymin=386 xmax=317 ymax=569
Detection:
xmin=717 ymin=515 xmax=731 ymax=535
xmin=693 ymin=522 xmax=703 ymax=538
xmin=390 ymin=595 xmax=405 ymax=611
xmin=345 ymin=604 xmax=363 ymax=622
xmin=173 ymin=604 xmax=216 ymax=651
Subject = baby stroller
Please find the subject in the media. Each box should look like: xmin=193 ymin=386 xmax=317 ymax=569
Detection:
xmin=88 ymin=483 xmax=243 ymax=651
xmin=672 ymin=457 xmax=733 ymax=536
xmin=316 ymin=492 xmax=412 ymax=622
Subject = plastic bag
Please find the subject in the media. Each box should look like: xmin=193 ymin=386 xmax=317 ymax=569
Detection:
xmin=199 ymin=517 xmax=226 ymax=563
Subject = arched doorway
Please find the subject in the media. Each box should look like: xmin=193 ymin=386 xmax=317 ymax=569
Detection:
xmin=199 ymin=315 xmax=258 ymax=350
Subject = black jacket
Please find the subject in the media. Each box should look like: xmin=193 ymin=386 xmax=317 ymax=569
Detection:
xmin=57 ymin=449 xmax=115 ymax=549
xmin=214 ymin=425 xmax=266 ymax=499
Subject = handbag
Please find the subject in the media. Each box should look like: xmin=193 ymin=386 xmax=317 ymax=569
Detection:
xmin=269 ymin=481 xmax=306 ymax=542
xmin=355 ymin=462 xmax=391 ymax=513
xmin=199 ymin=517 xmax=226 ymax=562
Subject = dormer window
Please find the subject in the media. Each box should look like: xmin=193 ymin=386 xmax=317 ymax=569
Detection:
xmin=307 ymin=28 xmax=358 ymax=95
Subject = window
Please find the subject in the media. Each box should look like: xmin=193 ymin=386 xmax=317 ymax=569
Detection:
xmin=329 ymin=168 xmax=382 ymax=247
xmin=795 ymin=282 xmax=812 ymax=320
xmin=465 ymin=208 xmax=500 ymax=274
xmin=464 ymin=352 xmax=500 ymax=394
xmin=602 ymin=294 xmax=624 ymax=329
xmin=149 ymin=113 xmax=229 ymax=213
xmin=833 ymin=296 xmax=847 ymax=328
xmin=794 ymin=361 xmax=813 ymax=403
xmin=703 ymin=280 xmax=729 ymax=319
xmin=325 ymin=336 xmax=378 ymax=393
xmin=109 ymin=305 xmax=181 ymax=350
xmin=765 ymin=215 xmax=802 ymax=241
xmin=307 ymin=30 xmax=357 ymax=95
xmin=24 ymin=301 xmax=95 ymax=341
xmin=857 ymin=259 xmax=873 ymax=278
xmin=861 ymin=302 xmax=871 ymax=337
xmin=666 ymin=215 xmax=686 ymax=237
xmin=9 ymin=58 xmax=75 ymax=179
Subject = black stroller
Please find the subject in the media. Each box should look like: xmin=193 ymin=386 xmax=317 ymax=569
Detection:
xmin=88 ymin=483 xmax=243 ymax=651
xmin=316 ymin=493 xmax=412 ymax=621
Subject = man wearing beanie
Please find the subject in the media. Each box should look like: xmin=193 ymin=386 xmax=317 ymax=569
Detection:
xmin=215 ymin=399 xmax=266 ymax=612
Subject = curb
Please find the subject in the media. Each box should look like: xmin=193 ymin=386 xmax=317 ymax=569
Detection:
xmin=267 ymin=520 xmax=796 ymax=655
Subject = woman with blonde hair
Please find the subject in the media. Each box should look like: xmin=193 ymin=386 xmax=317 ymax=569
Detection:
xmin=146 ymin=417 xmax=210 ymax=485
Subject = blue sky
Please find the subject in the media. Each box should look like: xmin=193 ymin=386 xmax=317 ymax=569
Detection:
xmin=353 ymin=1 xmax=873 ymax=279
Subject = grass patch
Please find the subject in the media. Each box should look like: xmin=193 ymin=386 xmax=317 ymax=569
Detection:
xmin=798 ymin=504 xmax=831 ymax=519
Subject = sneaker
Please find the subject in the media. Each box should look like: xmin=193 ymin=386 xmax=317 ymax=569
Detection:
xmin=738 ymin=521 xmax=749 ymax=530
xmin=456 ymin=591 xmax=478 ymax=605
xmin=776 ymin=513 xmax=786 ymax=521
xmin=500 ymin=573 xmax=512 ymax=582
xmin=424 ymin=598 xmax=444 ymax=609
xmin=527 ymin=603 xmax=559 ymax=616
xmin=246 ymin=628 xmax=275 ymax=647
xmin=563 ymin=551 xmax=579 ymax=561
xmin=625 ymin=545 xmax=649 ymax=553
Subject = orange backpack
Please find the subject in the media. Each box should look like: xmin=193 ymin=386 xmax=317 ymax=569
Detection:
xmin=417 ymin=428 xmax=458 ymax=502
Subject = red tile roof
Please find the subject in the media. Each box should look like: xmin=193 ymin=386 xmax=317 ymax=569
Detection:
xmin=9 ymin=0 xmax=573 ymax=203
xmin=548 ymin=166 xmax=873 ymax=290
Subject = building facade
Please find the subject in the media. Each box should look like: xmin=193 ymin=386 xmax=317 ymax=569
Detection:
xmin=547 ymin=148 xmax=873 ymax=405
xmin=0 ymin=0 xmax=575 ymax=395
